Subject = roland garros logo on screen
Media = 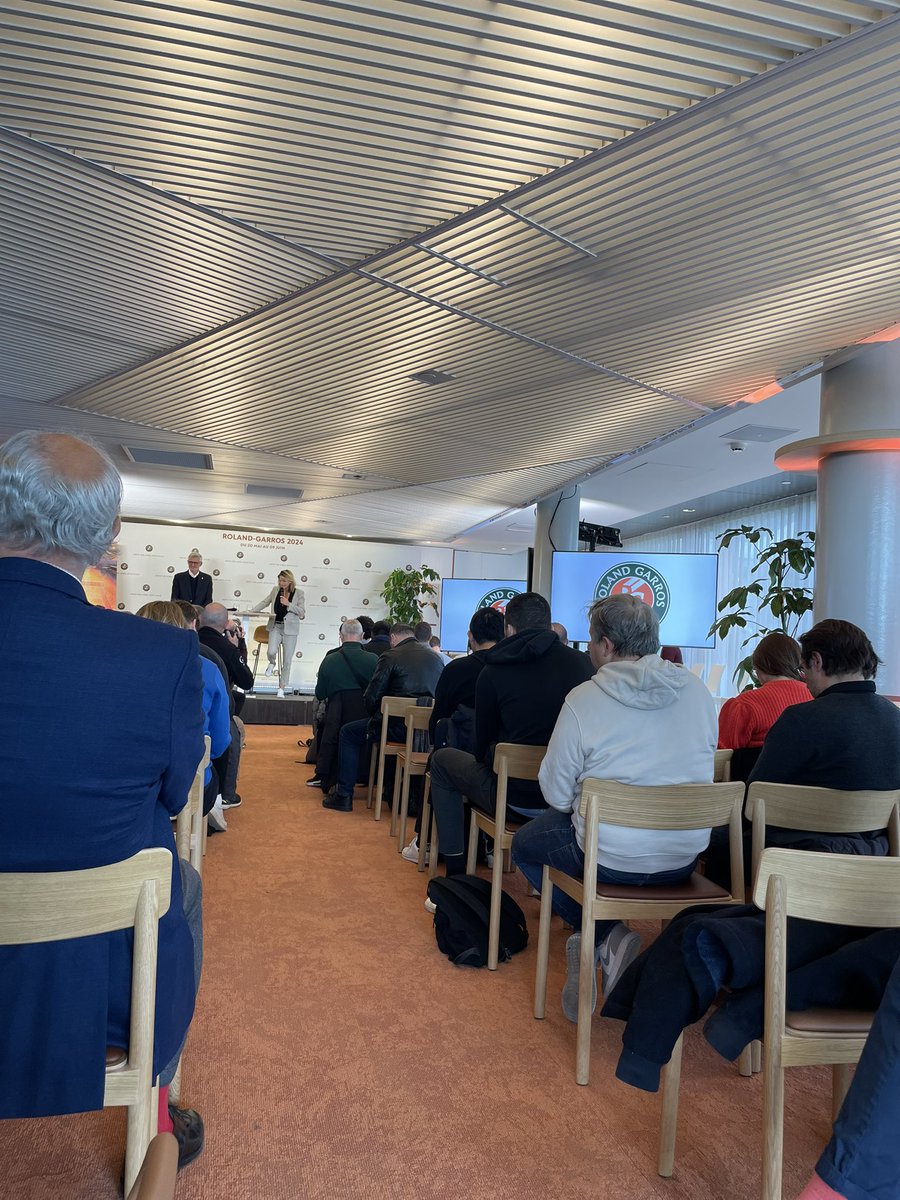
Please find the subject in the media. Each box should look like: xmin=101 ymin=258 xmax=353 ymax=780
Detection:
xmin=593 ymin=562 xmax=671 ymax=621
xmin=477 ymin=586 xmax=521 ymax=613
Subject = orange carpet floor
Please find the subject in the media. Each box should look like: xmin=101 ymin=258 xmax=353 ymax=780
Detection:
xmin=0 ymin=725 xmax=833 ymax=1199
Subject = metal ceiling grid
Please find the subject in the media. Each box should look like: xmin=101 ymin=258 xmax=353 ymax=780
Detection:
xmin=1 ymin=1 xmax=895 ymax=262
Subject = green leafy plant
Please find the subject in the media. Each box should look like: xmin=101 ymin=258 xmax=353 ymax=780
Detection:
xmin=380 ymin=564 xmax=441 ymax=625
xmin=708 ymin=525 xmax=815 ymax=688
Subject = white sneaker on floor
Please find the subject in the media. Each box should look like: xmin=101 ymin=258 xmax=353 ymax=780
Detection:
xmin=424 ymin=897 xmax=437 ymax=914
xmin=561 ymin=932 xmax=601 ymax=1023
xmin=277 ymin=688 xmax=285 ymax=698
xmin=207 ymin=796 xmax=228 ymax=833
xmin=265 ymin=663 xmax=275 ymax=676
xmin=597 ymin=922 xmax=642 ymax=1003
xmin=401 ymin=837 xmax=428 ymax=865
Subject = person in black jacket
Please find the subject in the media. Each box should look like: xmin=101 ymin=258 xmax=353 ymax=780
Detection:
xmin=171 ymin=550 xmax=213 ymax=607
xmin=428 ymin=606 xmax=505 ymax=748
xmin=362 ymin=619 xmax=393 ymax=657
xmin=198 ymin=603 xmax=254 ymax=714
xmin=322 ymin=622 xmax=444 ymax=811
xmin=428 ymin=592 xmax=594 ymax=876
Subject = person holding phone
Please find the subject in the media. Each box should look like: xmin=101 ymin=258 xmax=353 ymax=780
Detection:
xmin=252 ymin=569 xmax=305 ymax=697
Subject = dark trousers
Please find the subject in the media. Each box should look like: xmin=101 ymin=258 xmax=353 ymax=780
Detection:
xmin=317 ymin=690 xmax=367 ymax=792
xmin=335 ymin=718 xmax=374 ymax=799
xmin=429 ymin=748 xmax=496 ymax=859
xmin=159 ymin=858 xmax=202 ymax=1085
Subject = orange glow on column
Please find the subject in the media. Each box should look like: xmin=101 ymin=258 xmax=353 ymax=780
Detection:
xmin=738 ymin=381 xmax=783 ymax=404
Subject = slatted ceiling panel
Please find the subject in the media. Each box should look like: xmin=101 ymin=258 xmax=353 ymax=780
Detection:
xmin=2 ymin=2 xmax=892 ymax=262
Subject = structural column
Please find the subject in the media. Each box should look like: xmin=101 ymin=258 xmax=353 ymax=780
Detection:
xmin=531 ymin=484 xmax=580 ymax=601
xmin=776 ymin=342 xmax=900 ymax=695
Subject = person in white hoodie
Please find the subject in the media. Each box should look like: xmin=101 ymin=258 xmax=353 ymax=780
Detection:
xmin=511 ymin=593 xmax=717 ymax=1018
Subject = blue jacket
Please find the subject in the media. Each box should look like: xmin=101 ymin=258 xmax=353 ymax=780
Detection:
xmin=0 ymin=557 xmax=204 ymax=1117
xmin=200 ymin=655 xmax=232 ymax=783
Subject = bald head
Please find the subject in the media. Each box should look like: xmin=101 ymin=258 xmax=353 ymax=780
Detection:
xmin=0 ymin=430 xmax=122 ymax=570
xmin=200 ymin=602 xmax=229 ymax=632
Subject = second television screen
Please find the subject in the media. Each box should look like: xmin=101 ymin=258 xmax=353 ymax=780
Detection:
xmin=550 ymin=551 xmax=718 ymax=648
xmin=439 ymin=578 xmax=526 ymax=652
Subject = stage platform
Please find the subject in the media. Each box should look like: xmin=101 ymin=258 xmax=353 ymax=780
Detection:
xmin=240 ymin=693 xmax=316 ymax=725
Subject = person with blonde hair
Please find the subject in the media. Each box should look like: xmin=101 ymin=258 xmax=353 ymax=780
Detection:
xmin=252 ymin=569 xmax=305 ymax=697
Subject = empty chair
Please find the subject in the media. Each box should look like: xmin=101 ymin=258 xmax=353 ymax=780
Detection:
xmin=393 ymin=705 xmax=433 ymax=848
xmin=366 ymin=696 xmax=419 ymax=821
xmin=706 ymin=663 xmax=725 ymax=695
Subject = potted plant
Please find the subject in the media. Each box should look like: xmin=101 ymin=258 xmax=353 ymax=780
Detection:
xmin=708 ymin=525 xmax=815 ymax=687
xmin=380 ymin=564 xmax=441 ymax=625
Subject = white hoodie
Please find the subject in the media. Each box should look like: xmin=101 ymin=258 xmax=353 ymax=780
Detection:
xmin=538 ymin=655 xmax=717 ymax=873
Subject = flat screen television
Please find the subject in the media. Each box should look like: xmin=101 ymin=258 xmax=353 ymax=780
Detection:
xmin=550 ymin=551 xmax=718 ymax=648
xmin=439 ymin=578 xmax=527 ymax=652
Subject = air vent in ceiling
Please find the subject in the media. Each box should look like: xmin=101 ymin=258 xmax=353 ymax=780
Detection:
xmin=342 ymin=472 xmax=365 ymax=480
xmin=245 ymin=484 xmax=303 ymax=500
xmin=123 ymin=446 xmax=213 ymax=470
xmin=505 ymin=522 xmax=532 ymax=531
xmin=410 ymin=368 xmax=455 ymax=385
xmin=721 ymin=424 xmax=798 ymax=443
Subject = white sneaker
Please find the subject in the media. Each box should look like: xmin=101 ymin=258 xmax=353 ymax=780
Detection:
xmin=424 ymin=897 xmax=437 ymax=914
xmin=207 ymin=796 xmax=228 ymax=833
xmin=597 ymin=922 xmax=642 ymax=1003
xmin=401 ymin=837 xmax=429 ymax=865
xmin=265 ymin=663 xmax=275 ymax=677
xmin=277 ymin=688 xmax=285 ymax=698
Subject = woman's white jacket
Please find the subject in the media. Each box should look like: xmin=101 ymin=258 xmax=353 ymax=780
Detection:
xmin=252 ymin=587 xmax=306 ymax=633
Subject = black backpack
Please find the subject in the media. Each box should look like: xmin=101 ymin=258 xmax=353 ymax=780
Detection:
xmin=426 ymin=875 xmax=528 ymax=967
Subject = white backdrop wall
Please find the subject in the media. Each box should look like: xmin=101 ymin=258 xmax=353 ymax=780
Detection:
xmin=116 ymin=520 xmax=525 ymax=689
xmin=625 ymin=492 xmax=817 ymax=697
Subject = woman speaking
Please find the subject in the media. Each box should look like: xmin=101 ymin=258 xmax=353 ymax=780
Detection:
xmin=252 ymin=569 xmax=306 ymax=697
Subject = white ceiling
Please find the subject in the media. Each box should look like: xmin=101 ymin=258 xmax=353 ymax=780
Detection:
xmin=2 ymin=3 xmax=899 ymax=548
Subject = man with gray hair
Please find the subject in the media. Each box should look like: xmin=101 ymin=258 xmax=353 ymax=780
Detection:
xmin=310 ymin=619 xmax=379 ymax=792
xmin=0 ymin=431 xmax=206 ymax=1169
xmin=512 ymin=593 xmax=717 ymax=1014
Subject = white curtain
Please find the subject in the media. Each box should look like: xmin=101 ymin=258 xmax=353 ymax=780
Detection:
xmin=625 ymin=492 xmax=817 ymax=697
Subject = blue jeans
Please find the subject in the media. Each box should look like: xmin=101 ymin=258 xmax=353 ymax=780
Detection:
xmin=816 ymin=954 xmax=900 ymax=1200
xmin=511 ymin=807 xmax=695 ymax=943
xmin=335 ymin=718 xmax=373 ymax=799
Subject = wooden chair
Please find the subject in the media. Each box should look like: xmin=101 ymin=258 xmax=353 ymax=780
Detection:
xmin=250 ymin=623 xmax=273 ymax=687
xmin=0 ymin=848 xmax=173 ymax=1195
xmin=366 ymin=696 xmax=418 ymax=821
xmin=126 ymin=1132 xmax=179 ymax=1200
xmin=466 ymin=743 xmax=547 ymax=970
xmin=706 ymin=664 xmax=725 ymax=695
xmin=746 ymin=781 xmax=900 ymax=889
xmin=713 ymin=748 xmax=732 ymax=782
xmin=393 ymin=705 xmax=433 ymax=848
xmin=175 ymin=735 xmax=211 ymax=878
xmin=534 ymin=779 xmax=745 ymax=1098
xmin=755 ymin=849 xmax=900 ymax=1200
xmin=417 ymin=772 xmax=434 ymax=872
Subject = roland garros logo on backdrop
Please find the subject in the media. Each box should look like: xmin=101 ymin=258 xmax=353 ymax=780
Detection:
xmin=477 ymin=586 xmax=521 ymax=613
xmin=593 ymin=562 xmax=671 ymax=621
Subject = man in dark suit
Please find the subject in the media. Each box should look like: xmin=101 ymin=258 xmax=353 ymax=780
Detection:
xmin=171 ymin=550 xmax=213 ymax=607
xmin=0 ymin=431 xmax=205 ymax=1169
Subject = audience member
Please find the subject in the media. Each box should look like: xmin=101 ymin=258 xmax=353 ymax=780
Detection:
xmin=428 ymin=633 xmax=453 ymax=666
xmin=199 ymin=603 xmax=254 ymax=713
xmin=323 ymin=622 xmax=444 ymax=812
xmin=357 ymin=614 xmax=375 ymax=642
xmin=312 ymin=619 xmax=378 ymax=793
xmin=512 ymin=594 xmax=717 ymax=1013
xmin=551 ymin=621 xmax=569 ymax=645
xmin=0 ymin=431 xmax=205 ymax=1167
xmin=660 ymin=645 xmax=683 ymax=665
xmin=363 ymin=619 xmax=392 ymax=657
xmin=171 ymin=549 xmax=213 ymax=606
xmin=429 ymin=592 xmax=593 ymax=880
xmin=717 ymin=631 xmax=811 ymax=753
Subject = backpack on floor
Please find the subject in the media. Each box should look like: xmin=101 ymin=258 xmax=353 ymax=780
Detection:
xmin=426 ymin=875 xmax=528 ymax=967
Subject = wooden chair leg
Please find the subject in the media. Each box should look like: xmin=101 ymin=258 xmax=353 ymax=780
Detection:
xmin=762 ymin=1042 xmax=785 ymax=1200
xmin=487 ymin=836 xmax=505 ymax=971
xmin=389 ymin=758 xmax=403 ymax=838
xmin=366 ymin=743 xmax=377 ymax=809
xmin=534 ymin=866 xmax=552 ymax=1019
xmin=658 ymin=1033 xmax=684 ymax=1177
xmin=575 ymin=910 xmax=596 ymax=1086
xmin=168 ymin=1057 xmax=182 ymax=1105
xmin=396 ymin=765 xmax=414 ymax=852
xmin=417 ymin=777 xmax=431 ymax=872
xmin=752 ymin=1039 xmax=763 ymax=1074
xmin=738 ymin=1043 xmax=753 ymax=1077
xmin=124 ymin=1090 xmax=154 ymax=1196
xmin=465 ymin=810 xmax=479 ymax=875
xmin=374 ymin=747 xmax=388 ymax=823
xmin=832 ymin=1063 xmax=853 ymax=1121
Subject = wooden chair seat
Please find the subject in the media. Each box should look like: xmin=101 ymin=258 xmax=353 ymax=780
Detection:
xmin=785 ymin=1008 xmax=874 ymax=1036
xmin=594 ymin=872 xmax=731 ymax=904
xmin=395 ymin=750 xmax=430 ymax=767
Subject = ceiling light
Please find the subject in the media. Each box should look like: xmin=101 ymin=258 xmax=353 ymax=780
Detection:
xmin=682 ymin=507 xmax=696 ymax=513
xmin=409 ymin=369 xmax=455 ymax=385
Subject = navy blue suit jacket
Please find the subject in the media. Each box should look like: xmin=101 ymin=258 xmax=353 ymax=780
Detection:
xmin=0 ymin=557 xmax=205 ymax=1116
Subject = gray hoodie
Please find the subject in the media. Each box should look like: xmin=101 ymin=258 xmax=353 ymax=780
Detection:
xmin=538 ymin=654 xmax=717 ymax=872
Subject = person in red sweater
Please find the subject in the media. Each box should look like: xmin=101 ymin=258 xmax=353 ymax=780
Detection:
xmin=717 ymin=631 xmax=811 ymax=750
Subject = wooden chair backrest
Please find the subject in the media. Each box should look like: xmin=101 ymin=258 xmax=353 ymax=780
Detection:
xmin=714 ymin=749 xmax=732 ymax=782
xmin=176 ymin=736 xmax=211 ymax=864
xmin=754 ymin=847 xmax=900 ymax=926
xmin=0 ymin=848 xmax=173 ymax=944
xmin=707 ymin=664 xmax=725 ymax=695
xmin=493 ymin=743 xmax=546 ymax=790
xmin=403 ymin=703 xmax=433 ymax=751
xmin=581 ymin=779 xmax=744 ymax=830
xmin=746 ymin=782 xmax=900 ymax=884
